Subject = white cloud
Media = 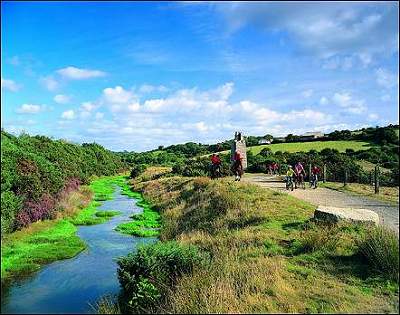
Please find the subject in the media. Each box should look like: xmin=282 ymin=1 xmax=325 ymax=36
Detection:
xmin=58 ymin=81 xmax=389 ymax=151
xmin=16 ymin=104 xmax=43 ymax=114
xmin=103 ymin=86 xmax=135 ymax=104
xmin=214 ymin=2 xmax=398 ymax=58
xmin=57 ymin=66 xmax=106 ymax=80
xmin=332 ymin=92 xmax=366 ymax=114
xmin=61 ymin=110 xmax=75 ymax=120
xmin=319 ymin=97 xmax=328 ymax=105
xmin=358 ymin=53 xmax=372 ymax=67
xmin=182 ymin=121 xmax=209 ymax=132
xmin=381 ymin=94 xmax=391 ymax=102
xmin=368 ymin=113 xmax=379 ymax=121
xmin=54 ymin=94 xmax=70 ymax=104
xmin=81 ymin=101 xmax=96 ymax=112
xmin=1 ymin=78 xmax=20 ymax=92
xmin=376 ymin=68 xmax=398 ymax=89
xmin=40 ymin=76 xmax=59 ymax=91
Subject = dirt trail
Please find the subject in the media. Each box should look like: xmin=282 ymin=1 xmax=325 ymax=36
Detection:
xmin=242 ymin=174 xmax=399 ymax=233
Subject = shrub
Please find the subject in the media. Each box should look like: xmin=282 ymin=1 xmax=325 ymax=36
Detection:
xmin=117 ymin=241 xmax=209 ymax=313
xmin=130 ymin=164 xmax=147 ymax=179
xmin=15 ymin=193 xmax=56 ymax=228
xmin=358 ymin=226 xmax=399 ymax=281
xmin=1 ymin=130 xmax=125 ymax=234
xmin=296 ymin=222 xmax=340 ymax=254
xmin=1 ymin=191 xmax=22 ymax=234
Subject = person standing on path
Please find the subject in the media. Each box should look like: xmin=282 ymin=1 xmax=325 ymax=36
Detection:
xmin=232 ymin=150 xmax=244 ymax=181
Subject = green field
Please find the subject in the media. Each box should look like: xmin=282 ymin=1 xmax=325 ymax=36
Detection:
xmin=247 ymin=140 xmax=372 ymax=155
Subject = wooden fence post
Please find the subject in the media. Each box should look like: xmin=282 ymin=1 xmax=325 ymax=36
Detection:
xmin=309 ymin=164 xmax=312 ymax=182
xmin=374 ymin=165 xmax=380 ymax=194
xmin=344 ymin=169 xmax=348 ymax=187
xmin=323 ymin=164 xmax=326 ymax=183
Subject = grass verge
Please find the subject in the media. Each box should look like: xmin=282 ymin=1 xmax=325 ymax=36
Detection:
xmin=320 ymin=182 xmax=399 ymax=205
xmin=115 ymin=171 xmax=399 ymax=314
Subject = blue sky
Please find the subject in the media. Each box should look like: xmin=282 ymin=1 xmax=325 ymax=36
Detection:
xmin=1 ymin=1 xmax=399 ymax=152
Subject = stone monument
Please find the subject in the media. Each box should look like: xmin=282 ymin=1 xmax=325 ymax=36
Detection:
xmin=231 ymin=131 xmax=247 ymax=170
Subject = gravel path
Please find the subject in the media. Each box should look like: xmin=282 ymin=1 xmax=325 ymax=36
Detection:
xmin=243 ymin=174 xmax=399 ymax=233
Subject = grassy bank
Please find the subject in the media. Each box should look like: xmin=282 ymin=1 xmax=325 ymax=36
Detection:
xmin=115 ymin=170 xmax=398 ymax=314
xmin=321 ymin=182 xmax=399 ymax=205
xmin=1 ymin=175 xmax=127 ymax=281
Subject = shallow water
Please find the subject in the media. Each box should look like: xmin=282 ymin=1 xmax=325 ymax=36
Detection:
xmin=1 ymin=186 xmax=155 ymax=314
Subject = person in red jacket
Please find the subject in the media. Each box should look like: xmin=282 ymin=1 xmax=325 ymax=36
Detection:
xmin=232 ymin=150 xmax=243 ymax=181
xmin=210 ymin=154 xmax=222 ymax=179
xmin=310 ymin=165 xmax=321 ymax=188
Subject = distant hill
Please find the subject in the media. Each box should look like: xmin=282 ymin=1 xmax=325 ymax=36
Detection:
xmin=204 ymin=140 xmax=374 ymax=157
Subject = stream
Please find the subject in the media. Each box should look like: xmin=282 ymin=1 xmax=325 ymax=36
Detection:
xmin=1 ymin=185 xmax=155 ymax=314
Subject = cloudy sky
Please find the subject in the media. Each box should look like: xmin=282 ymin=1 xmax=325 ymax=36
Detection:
xmin=1 ymin=1 xmax=399 ymax=152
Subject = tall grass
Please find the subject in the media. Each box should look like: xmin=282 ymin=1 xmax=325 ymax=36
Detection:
xmin=122 ymin=173 xmax=399 ymax=313
xmin=90 ymin=295 xmax=121 ymax=314
xmin=358 ymin=225 xmax=399 ymax=281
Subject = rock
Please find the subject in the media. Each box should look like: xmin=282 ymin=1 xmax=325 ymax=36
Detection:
xmin=314 ymin=206 xmax=380 ymax=225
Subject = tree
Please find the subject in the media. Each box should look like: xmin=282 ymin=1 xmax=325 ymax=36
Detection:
xmin=260 ymin=147 xmax=272 ymax=157
xmin=263 ymin=134 xmax=274 ymax=141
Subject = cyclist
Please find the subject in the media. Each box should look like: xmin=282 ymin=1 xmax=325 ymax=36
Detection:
xmin=286 ymin=165 xmax=295 ymax=191
xmin=210 ymin=153 xmax=222 ymax=179
xmin=310 ymin=165 xmax=321 ymax=189
xmin=294 ymin=161 xmax=306 ymax=189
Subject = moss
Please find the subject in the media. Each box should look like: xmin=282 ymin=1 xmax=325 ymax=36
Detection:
xmin=95 ymin=210 xmax=121 ymax=218
xmin=1 ymin=220 xmax=85 ymax=280
xmin=115 ymin=196 xmax=161 ymax=237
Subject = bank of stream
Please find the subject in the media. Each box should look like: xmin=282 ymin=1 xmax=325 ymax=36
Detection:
xmin=1 ymin=177 xmax=156 ymax=314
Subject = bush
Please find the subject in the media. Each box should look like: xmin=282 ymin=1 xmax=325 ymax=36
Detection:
xmin=117 ymin=241 xmax=209 ymax=313
xmin=1 ymin=191 xmax=22 ymax=234
xmin=172 ymin=157 xmax=231 ymax=178
xmin=1 ymin=130 xmax=126 ymax=234
xmin=358 ymin=226 xmax=399 ymax=281
xmin=130 ymin=164 xmax=147 ymax=179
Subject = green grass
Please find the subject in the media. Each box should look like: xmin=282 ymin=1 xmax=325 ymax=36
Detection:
xmin=127 ymin=172 xmax=398 ymax=313
xmin=206 ymin=140 xmax=373 ymax=157
xmin=95 ymin=210 xmax=122 ymax=218
xmin=1 ymin=220 xmax=85 ymax=280
xmin=248 ymin=140 xmax=373 ymax=154
xmin=1 ymin=175 xmax=128 ymax=281
xmin=115 ymin=193 xmax=161 ymax=237
xmin=358 ymin=225 xmax=399 ymax=281
xmin=320 ymin=182 xmax=399 ymax=205
xmin=356 ymin=160 xmax=391 ymax=173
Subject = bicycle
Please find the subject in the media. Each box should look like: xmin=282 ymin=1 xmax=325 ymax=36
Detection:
xmin=285 ymin=176 xmax=294 ymax=191
xmin=294 ymin=173 xmax=305 ymax=189
xmin=310 ymin=174 xmax=318 ymax=189
xmin=210 ymin=164 xmax=221 ymax=179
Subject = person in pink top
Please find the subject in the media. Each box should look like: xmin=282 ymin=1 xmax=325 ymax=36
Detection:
xmin=294 ymin=161 xmax=306 ymax=189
